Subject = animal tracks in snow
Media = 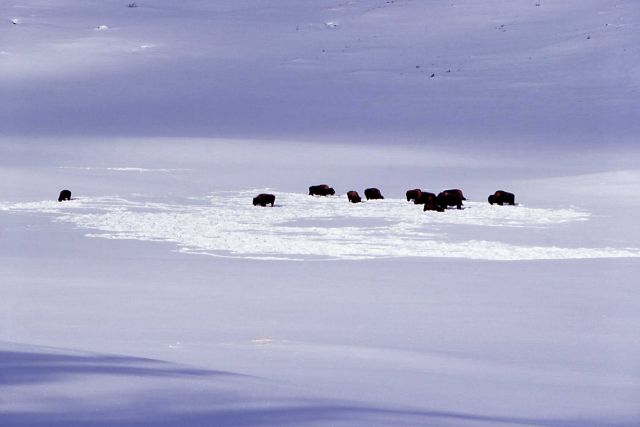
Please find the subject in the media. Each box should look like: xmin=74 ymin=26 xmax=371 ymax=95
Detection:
xmin=2 ymin=191 xmax=638 ymax=261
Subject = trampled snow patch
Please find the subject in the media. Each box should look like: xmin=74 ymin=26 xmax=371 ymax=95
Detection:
xmin=2 ymin=191 xmax=638 ymax=261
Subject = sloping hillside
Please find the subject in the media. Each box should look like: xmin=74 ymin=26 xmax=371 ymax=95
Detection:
xmin=2 ymin=0 xmax=637 ymax=145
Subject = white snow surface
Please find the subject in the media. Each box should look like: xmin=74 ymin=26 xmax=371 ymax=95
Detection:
xmin=1 ymin=0 xmax=639 ymax=426
xmin=2 ymin=192 xmax=638 ymax=261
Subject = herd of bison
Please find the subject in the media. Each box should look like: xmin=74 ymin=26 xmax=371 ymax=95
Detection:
xmin=255 ymin=185 xmax=515 ymax=210
xmin=57 ymin=187 xmax=515 ymax=211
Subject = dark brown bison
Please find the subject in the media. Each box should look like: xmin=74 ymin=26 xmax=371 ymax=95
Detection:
xmin=309 ymin=184 xmax=335 ymax=196
xmin=364 ymin=188 xmax=384 ymax=200
xmin=58 ymin=189 xmax=72 ymax=202
xmin=423 ymin=202 xmax=445 ymax=212
xmin=437 ymin=189 xmax=466 ymax=209
xmin=406 ymin=189 xmax=421 ymax=202
xmin=488 ymin=190 xmax=515 ymax=205
xmin=253 ymin=193 xmax=275 ymax=207
xmin=413 ymin=191 xmax=437 ymax=205
xmin=346 ymin=191 xmax=362 ymax=203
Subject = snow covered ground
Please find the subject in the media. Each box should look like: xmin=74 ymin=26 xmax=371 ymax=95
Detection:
xmin=2 ymin=190 xmax=639 ymax=261
xmin=2 ymin=0 xmax=639 ymax=426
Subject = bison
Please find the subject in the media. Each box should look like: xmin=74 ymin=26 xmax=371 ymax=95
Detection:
xmin=406 ymin=189 xmax=422 ymax=202
xmin=309 ymin=184 xmax=335 ymax=196
xmin=437 ymin=189 xmax=466 ymax=209
xmin=423 ymin=202 xmax=445 ymax=212
xmin=58 ymin=189 xmax=72 ymax=202
xmin=347 ymin=190 xmax=362 ymax=203
xmin=253 ymin=193 xmax=275 ymax=207
xmin=413 ymin=191 xmax=437 ymax=205
xmin=364 ymin=188 xmax=384 ymax=200
xmin=488 ymin=190 xmax=515 ymax=206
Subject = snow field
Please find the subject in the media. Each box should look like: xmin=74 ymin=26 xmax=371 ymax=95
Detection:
xmin=2 ymin=191 xmax=638 ymax=261
xmin=2 ymin=0 xmax=639 ymax=424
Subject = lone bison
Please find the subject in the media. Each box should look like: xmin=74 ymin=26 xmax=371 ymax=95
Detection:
xmin=437 ymin=189 xmax=466 ymax=209
xmin=364 ymin=188 xmax=384 ymax=200
xmin=253 ymin=193 xmax=275 ymax=207
xmin=406 ymin=189 xmax=421 ymax=202
xmin=58 ymin=189 xmax=72 ymax=202
xmin=414 ymin=191 xmax=437 ymax=205
xmin=423 ymin=202 xmax=445 ymax=212
xmin=346 ymin=191 xmax=362 ymax=203
xmin=488 ymin=190 xmax=515 ymax=205
xmin=309 ymin=184 xmax=335 ymax=196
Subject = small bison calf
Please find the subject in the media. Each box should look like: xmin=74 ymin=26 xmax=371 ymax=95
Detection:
xmin=346 ymin=191 xmax=362 ymax=203
xmin=58 ymin=189 xmax=72 ymax=202
xmin=364 ymin=188 xmax=384 ymax=200
xmin=488 ymin=190 xmax=515 ymax=205
xmin=253 ymin=193 xmax=275 ymax=207
xmin=424 ymin=202 xmax=445 ymax=212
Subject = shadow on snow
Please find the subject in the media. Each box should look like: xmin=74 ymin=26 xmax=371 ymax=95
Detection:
xmin=0 ymin=346 xmax=633 ymax=427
